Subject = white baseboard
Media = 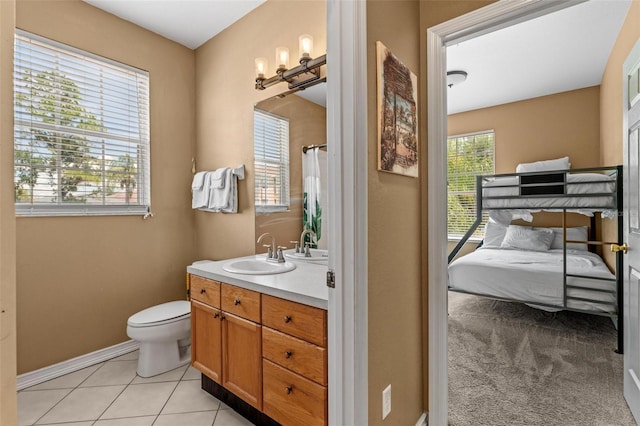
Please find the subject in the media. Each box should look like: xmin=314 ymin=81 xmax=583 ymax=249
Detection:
xmin=416 ymin=412 xmax=428 ymax=426
xmin=17 ymin=340 xmax=140 ymax=391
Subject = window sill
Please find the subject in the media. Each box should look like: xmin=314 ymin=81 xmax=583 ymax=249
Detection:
xmin=448 ymin=236 xmax=482 ymax=243
xmin=255 ymin=206 xmax=290 ymax=214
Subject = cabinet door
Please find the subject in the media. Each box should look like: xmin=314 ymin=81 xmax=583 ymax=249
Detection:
xmin=222 ymin=312 xmax=262 ymax=410
xmin=191 ymin=300 xmax=222 ymax=383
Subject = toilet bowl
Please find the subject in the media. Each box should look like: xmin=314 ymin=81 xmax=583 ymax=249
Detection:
xmin=126 ymin=300 xmax=191 ymax=378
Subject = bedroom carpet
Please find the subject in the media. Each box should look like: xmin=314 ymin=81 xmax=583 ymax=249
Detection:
xmin=448 ymin=291 xmax=636 ymax=426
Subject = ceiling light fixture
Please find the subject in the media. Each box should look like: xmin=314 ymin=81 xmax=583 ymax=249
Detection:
xmin=255 ymin=34 xmax=326 ymax=92
xmin=447 ymin=70 xmax=468 ymax=88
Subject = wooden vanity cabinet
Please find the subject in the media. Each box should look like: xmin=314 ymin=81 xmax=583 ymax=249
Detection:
xmin=220 ymin=284 xmax=263 ymax=409
xmin=190 ymin=276 xmax=222 ymax=383
xmin=190 ymin=275 xmax=262 ymax=410
xmin=189 ymin=273 xmax=328 ymax=425
xmin=261 ymin=294 xmax=328 ymax=426
xmin=191 ymin=300 xmax=222 ymax=383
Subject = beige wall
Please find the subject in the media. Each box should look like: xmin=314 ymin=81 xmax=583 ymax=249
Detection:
xmin=16 ymin=0 xmax=197 ymax=373
xmin=600 ymin=0 xmax=640 ymax=267
xmin=600 ymin=0 xmax=640 ymax=167
xmin=418 ymin=0 xmax=496 ymax=411
xmin=367 ymin=1 xmax=423 ymax=424
xmin=194 ymin=0 xmax=326 ymax=261
xmin=449 ymin=86 xmax=602 ymax=173
xmin=1 ymin=0 xmax=17 ymax=421
xmin=254 ymin=95 xmax=326 ymax=254
xmin=449 ymin=87 xmax=600 ymax=231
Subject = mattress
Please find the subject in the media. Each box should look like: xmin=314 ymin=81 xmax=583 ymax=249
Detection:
xmin=481 ymin=172 xmax=617 ymax=212
xmin=448 ymin=248 xmax=617 ymax=314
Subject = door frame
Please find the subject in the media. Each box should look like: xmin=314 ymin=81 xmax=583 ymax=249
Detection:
xmin=426 ymin=1 xmax=587 ymax=424
xmin=326 ymin=0 xmax=369 ymax=425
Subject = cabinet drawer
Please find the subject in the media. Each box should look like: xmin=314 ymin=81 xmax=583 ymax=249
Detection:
xmin=262 ymin=327 xmax=327 ymax=386
xmin=190 ymin=275 xmax=220 ymax=307
xmin=263 ymin=360 xmax=326 ymax=426
xmin=262 ymin=295 xmax=327 ymax=347
xmin=221 ymin=284 xmax=261 ymax=323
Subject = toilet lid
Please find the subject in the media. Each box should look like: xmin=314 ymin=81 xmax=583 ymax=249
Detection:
xmin=127 ymin=300 xmax=190 ymax=327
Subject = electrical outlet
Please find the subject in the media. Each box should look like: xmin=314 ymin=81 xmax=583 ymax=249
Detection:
xmin=382 ymin=384 xmax=391 ymax=419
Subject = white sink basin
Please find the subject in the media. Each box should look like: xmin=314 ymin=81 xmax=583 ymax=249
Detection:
xmin=222 ymin=258 xmax=296 ymax=275
xmin=284 ymin=248 xmax=328 ymax=262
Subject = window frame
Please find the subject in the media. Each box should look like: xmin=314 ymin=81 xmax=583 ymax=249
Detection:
xmin=13 ymin=30 xmax=151 ymax=217
xmin=253 ymin=108 xmax=290 ymax=214
xmin=447 ymin=130 xmax=495 ymax=240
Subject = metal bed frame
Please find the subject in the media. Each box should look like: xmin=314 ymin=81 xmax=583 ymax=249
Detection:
xmin=447 ymin=165 xmax=624 ymax=353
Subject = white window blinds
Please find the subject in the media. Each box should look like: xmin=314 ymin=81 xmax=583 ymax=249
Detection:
xmin=253 ymin=109 xmax=290 ymax=212
xmin=13 ymin=30 xmax=150 ymax=216
xmin=447 ymin=131 xmax=495 ymax=238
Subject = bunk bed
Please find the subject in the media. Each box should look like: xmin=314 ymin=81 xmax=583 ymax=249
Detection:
xmin=447 ymin=163 xmax=624 ymax=352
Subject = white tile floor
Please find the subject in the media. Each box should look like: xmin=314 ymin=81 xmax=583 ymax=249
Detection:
xmin=18 ymin=351 xmax=254 ymax=426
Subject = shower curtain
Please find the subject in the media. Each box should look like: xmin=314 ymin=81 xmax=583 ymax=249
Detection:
xmin=302 ymin=148 xmax=328 ymax=250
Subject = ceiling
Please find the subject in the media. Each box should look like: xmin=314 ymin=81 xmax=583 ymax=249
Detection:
xmin=446 ymin=0 xmax=632 ymax=114
xmin=83 ymin=0 xmax=266 ymax=49
xmin=82 ymin=0 xmax=631 ymax=114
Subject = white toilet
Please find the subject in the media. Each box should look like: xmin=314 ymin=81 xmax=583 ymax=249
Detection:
xmin=126 ymin=300 xmax=191 ymax=378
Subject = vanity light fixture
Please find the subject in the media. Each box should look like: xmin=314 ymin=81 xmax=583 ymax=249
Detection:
xmin=255 ymin=34 xmax=326 ymax=92
xmin=447 ymin=70 xmax=468 ymax=88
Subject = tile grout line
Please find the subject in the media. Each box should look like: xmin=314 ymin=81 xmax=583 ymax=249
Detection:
xmin=29 ymin=361 xmax=108 ymax=426
xmin=91 ymin=359 xmax=140 ymax=424
xmin=150 ymin=379 xmax=181 ymax=425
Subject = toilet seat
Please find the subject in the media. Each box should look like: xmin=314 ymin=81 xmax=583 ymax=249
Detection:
xmin=127 ymin=300 xmax=190 ymax=328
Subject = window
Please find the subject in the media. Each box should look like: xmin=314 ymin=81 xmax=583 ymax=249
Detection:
xmin=253 ymin=109 xmax=290 ymax=213
xmin=447 ymin=131 xmax=495 ymax=239
xmin=13 ymin=30 xmax=150 ymax=216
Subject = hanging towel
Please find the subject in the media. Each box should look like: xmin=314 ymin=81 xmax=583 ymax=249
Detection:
xmin=303 ymin=148 xmax=322 ymax=247
xmin=207 ymin=167 xmax=232 ymax=211
xmin=191 ymin=171 xmax=210 ymax=209
xmin=210 ymin=170 xmax=226 ymax=189
xmin=196 ymin=165 xmax=243 ymax=213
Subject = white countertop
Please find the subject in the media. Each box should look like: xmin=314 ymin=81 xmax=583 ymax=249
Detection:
xmin=187 ymin=255 xmax=329 ymax=310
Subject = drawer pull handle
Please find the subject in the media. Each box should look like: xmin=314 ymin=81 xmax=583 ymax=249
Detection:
xmin=284 ymin=315 xmax=292 ymax=323
xmin=284 ymin=350 xmax=293 ymax=359
xmin=221 ymin=314 xmax=226 ymax=321
xmin=234 ymin=298 xmax=241 ymax=306
xmin=285 ymin=385 xmax=293 ymax=394
xmin=200 ymin=289 xmax=206 ymax=294
xmin=213 ymin=313 xmax=220 ymax=319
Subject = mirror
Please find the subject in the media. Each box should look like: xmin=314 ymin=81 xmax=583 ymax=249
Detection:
xmin=253 ymin=84 xmax=327 ymax=254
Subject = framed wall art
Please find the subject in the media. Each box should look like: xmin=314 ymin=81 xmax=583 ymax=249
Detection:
xmin=376 ymin=41 xmax=418 ymax=178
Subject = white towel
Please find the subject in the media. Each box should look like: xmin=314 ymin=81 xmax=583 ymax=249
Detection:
xmin=210 ymin=170 xmax=225 ymax=189
xmin=222 ymin=169 xmax=238 ymax=213
xmin=191 ymin=172 xmax=210 ymax=209
xmin=191 ymin=171 xmax=207 ymax=189
xmin=207 ymin=168 xmax=232 ymax=211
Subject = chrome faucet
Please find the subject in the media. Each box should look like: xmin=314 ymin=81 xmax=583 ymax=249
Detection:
xmin=299 ymin=229 xmax=317 ymax=257
xmin=257 ymin=232 xmax=276 ymax=260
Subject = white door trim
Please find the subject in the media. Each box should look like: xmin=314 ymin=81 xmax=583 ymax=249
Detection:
xmin=326 ymin=0 xmax=368 ymax=425
xmin=426 ymin=1 xmax=586 ymax=425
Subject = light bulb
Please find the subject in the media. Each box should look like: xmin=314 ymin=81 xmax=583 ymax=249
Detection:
xmin=255 ymin=57 xmax=268 ymax=79
xmin=275 ymin=47 xmax=289 ymax=71
xmin=298 ymin=34 xmax=313 ymax=61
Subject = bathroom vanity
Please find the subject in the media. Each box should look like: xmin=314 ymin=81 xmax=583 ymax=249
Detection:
xmin=187 ymin=257 xmax=328 ymax=426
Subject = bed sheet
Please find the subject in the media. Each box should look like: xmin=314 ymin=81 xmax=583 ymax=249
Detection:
xmin=448 ymin=248 xmax=617 ymax=314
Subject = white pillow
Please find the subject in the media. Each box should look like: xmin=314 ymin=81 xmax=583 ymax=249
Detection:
xmin=515 ymin=156 xmax=570 ymax=173
xmin=500 ymin=225 xmax=554 ymax=251
xmin=482 ymin=219 xmax=508 ymax=248
xmin=542 ymin=226 xmax=588 ymax=251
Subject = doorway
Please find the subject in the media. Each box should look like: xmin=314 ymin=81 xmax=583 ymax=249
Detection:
xmin=427 ymin=1 xmax=631 ymax=424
